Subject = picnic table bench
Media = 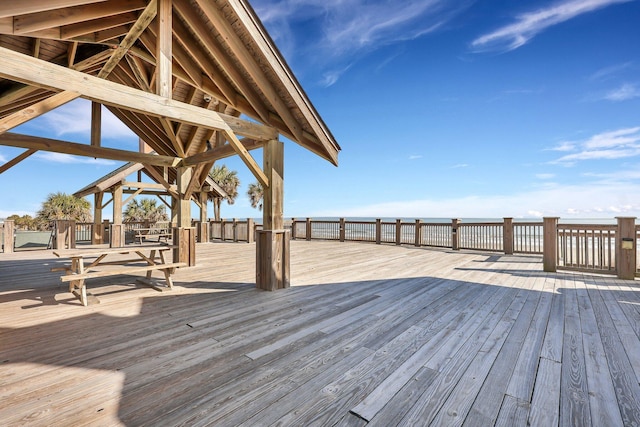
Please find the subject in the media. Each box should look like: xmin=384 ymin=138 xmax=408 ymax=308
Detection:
xmin=52 ymin=244 xmax=186 ymax=306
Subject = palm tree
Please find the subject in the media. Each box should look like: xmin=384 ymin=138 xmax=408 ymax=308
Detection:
xmin=208 ymin=165 xmax=240 ymax=221
xmin=123 ymin=198 xmax=168 ymax=223
xmin=247 ymin=182 xmax=263 ymax=211
xmin=35 ymin=192 xmax=92 ymax=230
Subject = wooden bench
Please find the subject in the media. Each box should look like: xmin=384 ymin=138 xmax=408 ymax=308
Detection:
xmin=53 ymin=245 xmax=185 ymax=306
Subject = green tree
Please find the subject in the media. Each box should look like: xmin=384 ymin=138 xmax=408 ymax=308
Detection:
xmin=208 ymin=165 xmax=240 ymax=221
xmin=6 ymin=214 xmax=36 ymax=230
xmin=123 ymin=198 xmax=168 ymax=223
xmin=247 ymin=182 xmax=263 ymax=211
xmin=35 ymin=192 xmax=92 ymax=229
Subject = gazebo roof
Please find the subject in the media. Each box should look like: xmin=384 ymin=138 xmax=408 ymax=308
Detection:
xmin=0 ymin=0 xmax=340 ymax=189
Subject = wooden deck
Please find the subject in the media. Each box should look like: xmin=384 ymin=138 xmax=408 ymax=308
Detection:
xmin=1 ymin=241 xmax=640 ymax=426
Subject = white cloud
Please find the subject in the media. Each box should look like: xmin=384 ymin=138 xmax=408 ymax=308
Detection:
xmin=409 ymin=155 xmax=423 ymax=160
xmin=471 ymin=0 xmax=633 ymax=53
xmin=604 ymin=83 xmax=640 ymax=101
xmin=450 ymin=163 xmax=469 ymax=169
xmin=0 ymin=153 xmax=6 ymax=163
xmin=589 ymin=61 xmax=635 ymax=81
xmin=535 ymin=173 xmax=555 ymax=179
xmin=253 ymin=0 xmax=472 ymax=84
xmin=39 ymin=99 xmax=136 ymax=141
xmin=550 ymin=127 xmax=640 ymax=164
xmin=315 ymin=180 xmax=640 ymax=219
xmin=35 ymin=152 xmax=117 ymax=166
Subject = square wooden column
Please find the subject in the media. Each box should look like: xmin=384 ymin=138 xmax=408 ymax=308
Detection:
xmin=109 ymin=184 xmax=123 ymax=247
xmin=92 ymin=192 xmax=103 ymax=244
xmin=174 ymin=167 xmax=195 ymax=266
xmin=198 ymin=191 xmax=209 ymax=243
xmin=256 ymin=139 xmax=290 ymax=290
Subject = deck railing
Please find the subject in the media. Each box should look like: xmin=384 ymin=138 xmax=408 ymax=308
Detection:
xmin=556 ymin=224 xmax=616 ymax=273
xmin=5 ymin=216 xmax=639 ymax=280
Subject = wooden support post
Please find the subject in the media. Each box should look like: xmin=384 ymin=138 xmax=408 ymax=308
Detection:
xmin=92 ymin=192 xmax=103 ymax=244
xmin=220 ymin=219 xmax=226 ymax=241
xmin=91 ymin=101 xmax=101 ymax=147
xmin=415 ymin=219 xmax=422 ymax=247
xmin=503 ymin=217 xmax=514 ymax=255
xmin=54 ymin=220 xmax=76 ymax=249
xmin=395 ymin=219 xmax=402 ymax=245
xmin=198 ymin=191 xmax=209 ymax=243
xmin=290 ymin=218 xmax=296 ymax=240
xmin=543 ymin=217 xmax=559 ymax=272
xmin=175 ymin=166 xmax=194 ymax=264
xmin=256 ymin=139 xmax=289 ymax=291
xmin=173 ymin=227 xmax=196 ymax=266
xmin=452 ymin=218 xmax=460 ymax=250
xmin=306 ymin=218 xmax=312 ymax=241
xmin=376 ymin=219 xmax=382 ymax=245
xmin=110 ymin=184 xmax=123 ymax=247
xmin=233 ymin=218 xmax=239 ymax=242
xmin=247 ymin=218 xmax=255 ymax=243
xmin=339 ymin=218 xmax=346 ymax=242
xmin=616 ymin=217 xmax=636 ymax=280
xmin=3 ymin=220 xmax=14 ymax=253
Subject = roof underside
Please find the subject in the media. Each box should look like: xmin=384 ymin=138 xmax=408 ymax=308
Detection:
xmin=0 ymin=0 xmax=340 ymax=191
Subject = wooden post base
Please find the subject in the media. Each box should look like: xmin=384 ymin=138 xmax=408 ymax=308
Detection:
xmin=173 ymin=227 xmax=196 ymax=266
xmin=256 ymin=230 xmax=290 ymax=291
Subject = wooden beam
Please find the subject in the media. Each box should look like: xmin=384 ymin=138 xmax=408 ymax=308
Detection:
xmin=0 ymin=46 xmax=280 ymax=142
xmin=0 ymin=4 xmax=157 ymax=136
xmin=97 ymin=0 xmax=157 ymax=79
xmin=0 ymin=148 xmax=37 ymax=175
xmin=0 ymin=1 xmax=107 ymax=19
xmin=122 ymin=181 xmax=177 ymax=191
xmin=156 ymin=0 xmax=172 ymax=99
xmin=0 ymin=132 xmax=181 ymax=167
xmin=91 ymin=101 xmax=101 ymax=147
xmin=143 ymin=165 xmax=178 ymax=198
xmin=122 ymin=187 xmax=144 ymax=206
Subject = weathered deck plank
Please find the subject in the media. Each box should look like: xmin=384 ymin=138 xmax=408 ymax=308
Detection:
xmin=1 ymin=241 xmax=639 ymax=426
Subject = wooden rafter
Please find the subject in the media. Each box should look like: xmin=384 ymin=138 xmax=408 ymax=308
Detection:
xmin=195 ymin=0 xmax=304 ymax=144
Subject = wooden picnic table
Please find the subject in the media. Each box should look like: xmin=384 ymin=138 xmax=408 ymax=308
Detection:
xmin=129 ymin=227 xmax=172 ymax=244
xmin=52 ymin=245 xmax=186 ymax=306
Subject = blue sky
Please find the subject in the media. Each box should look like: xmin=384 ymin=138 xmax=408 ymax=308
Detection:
xmin=1 ymin=0 xmax=640 ymax=220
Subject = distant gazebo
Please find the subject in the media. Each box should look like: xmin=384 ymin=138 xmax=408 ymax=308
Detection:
xmin=0 ymin=1 xmax=340 ymax=290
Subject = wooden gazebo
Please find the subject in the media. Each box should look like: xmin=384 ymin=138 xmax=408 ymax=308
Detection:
xmin=0 ymin=0 xmax=340 ymax=290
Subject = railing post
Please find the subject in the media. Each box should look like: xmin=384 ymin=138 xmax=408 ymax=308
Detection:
xmin=102 ymin=220 xmax=110 ymax=244
xmin=339 ymin=218 xmax=346 ymax=242
xmin=395 ymin=219 xmax=402 ymax=245
xmin=503 ymin=217 xmax=514 ymax=255
xmin=247 ymin=218 xmax=255 ymax=243
xmin=3 ymin=220 xmax=14 ymax=253
xmin=452 ymin=218 xmax=460 ymax=250
xmin=233 ymin=218 xmax=238 ymax=242
xmin=306 ymin=218 xmax=312 ymax=241
xmin=415 ymin=219 xmax=422 ymax=247
xmin=616 ymin=217 xmax=636 ymax=280
xmin=543 ymin=217 xmax=559 ymax=272
xmin=291 ymin=218 xmax=296 ymax=240
xmin=221 ymin=219 xmax=226 ymax=241
xmin=376 ymin=219 xmax=382 ymax=245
